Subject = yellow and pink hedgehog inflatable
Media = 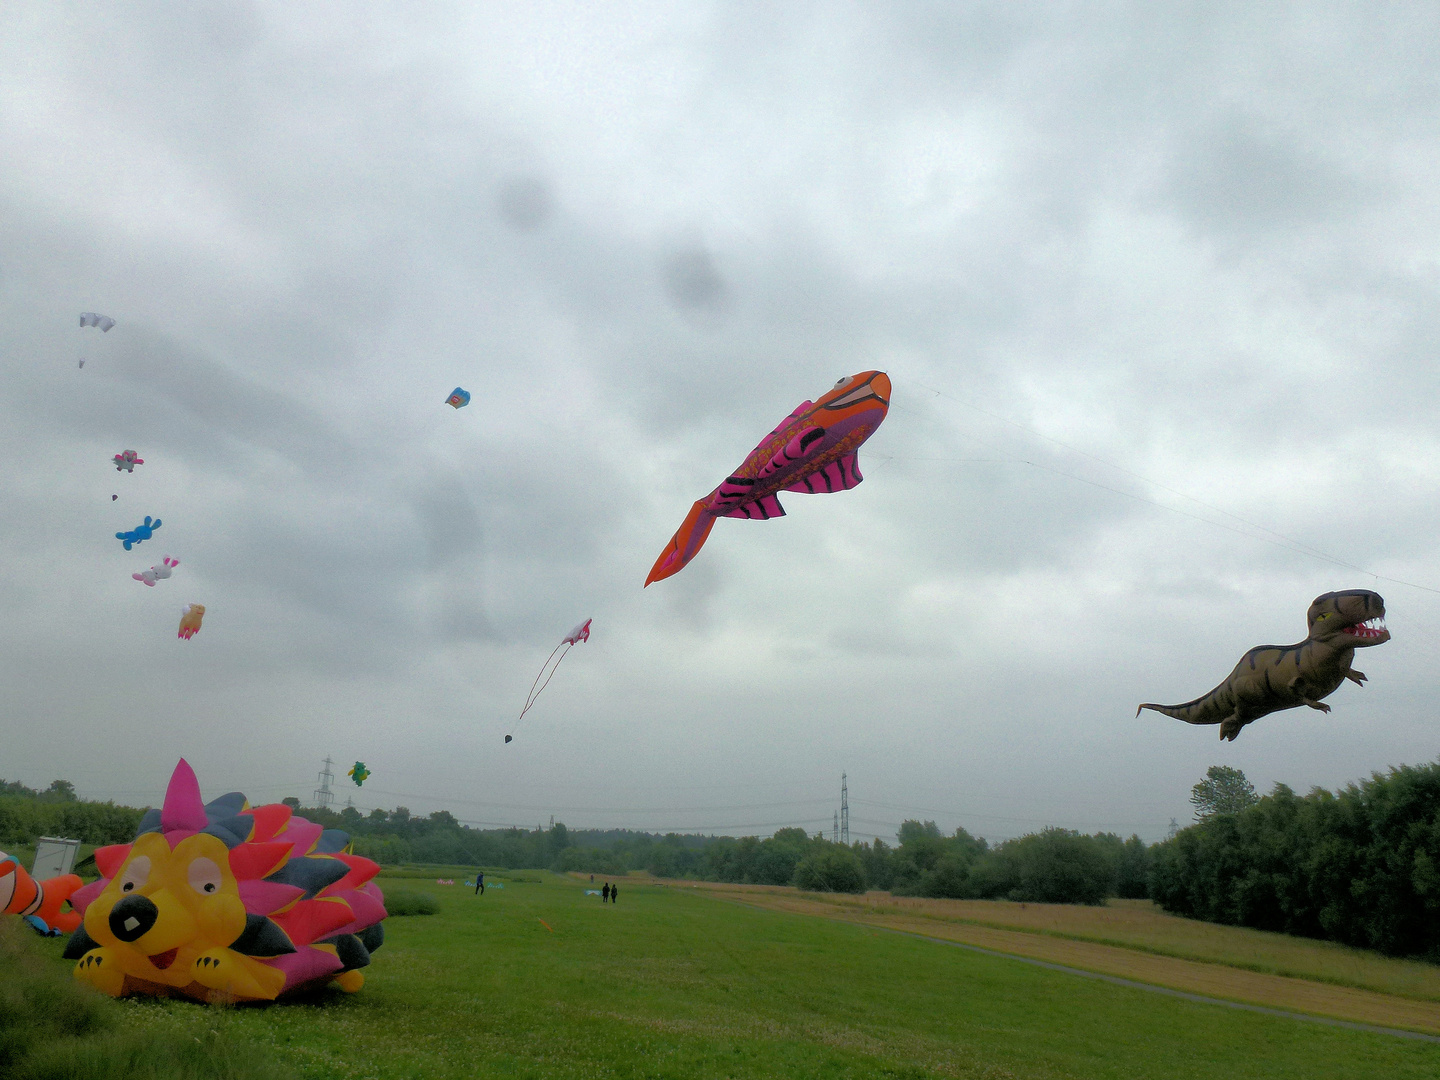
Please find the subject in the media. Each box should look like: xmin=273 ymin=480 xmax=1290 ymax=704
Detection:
xmin=63 ymin=759 xmax=386 ymax=1003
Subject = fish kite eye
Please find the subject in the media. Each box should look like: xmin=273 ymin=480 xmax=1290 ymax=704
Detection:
xmin=834 ymin=377 xmax=848 ymax=388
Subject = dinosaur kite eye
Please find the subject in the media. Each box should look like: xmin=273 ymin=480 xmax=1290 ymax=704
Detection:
xmin=187 ymin=857 xmax=223 ymax=896
xmin=119 ymin=855 xmax=151 ymax=894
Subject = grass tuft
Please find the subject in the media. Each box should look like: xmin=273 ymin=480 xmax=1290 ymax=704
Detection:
xmin=0 ymin=920 xmax=295 ymax=1079
xmin=14 ymin=1023 xmax=292 ymax=1080
xmin=384 ymin=889 xmax=440 ymax=916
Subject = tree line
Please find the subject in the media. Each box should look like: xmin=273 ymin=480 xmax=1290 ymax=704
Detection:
xmin=11 ymin=757 xmax=1439 ymax=959
xmin=0 ymin=781 xmax=144 ymax=848
xmin=0 ymin=779 xmax=1150 ymax=905
xmin=1148 ymin=760 xmax=1440 ymax=959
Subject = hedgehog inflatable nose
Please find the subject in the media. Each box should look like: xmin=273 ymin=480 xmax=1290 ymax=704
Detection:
xmin=109 ymin=895 xmax=158 ymax=942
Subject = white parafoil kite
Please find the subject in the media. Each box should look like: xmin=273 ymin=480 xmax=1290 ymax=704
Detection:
xmin=506 ymin=618 xmax=592 ymax=743
xmin=79 ymin=313 xmax=115 ymax=331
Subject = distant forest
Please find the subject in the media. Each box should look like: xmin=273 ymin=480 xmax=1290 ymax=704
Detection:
xmin=0 ymin=775 xmax=1149 ymax=903
xmin=6 ymin=759 xmax=1440 ymax=957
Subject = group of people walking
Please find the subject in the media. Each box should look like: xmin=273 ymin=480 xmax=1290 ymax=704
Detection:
xmin=471 ymin=869 xmax=619 ymax=904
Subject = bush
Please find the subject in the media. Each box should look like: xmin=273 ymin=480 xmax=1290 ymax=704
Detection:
xmin=793 ymin=848 xmax=866 ymax=893
xmin=1007 ymin=829 xmax=1114 ymax=904
xmin=384 ymin=890 xmax=440 ymax=916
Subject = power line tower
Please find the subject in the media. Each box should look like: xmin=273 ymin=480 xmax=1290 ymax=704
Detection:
xmin=313 ymin=757 xmax=336 ymax=809
xmin=1167 ymin=817 xmax=1179 ymax=840
xmin=833 ymin=811 xmax=839 ymax=843
xmin=840 ymin=773 xmax=849 ymax=845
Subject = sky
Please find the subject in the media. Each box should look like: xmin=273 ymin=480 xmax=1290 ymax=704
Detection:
xmin=2 ymin=3 xmax=1439 ymax=845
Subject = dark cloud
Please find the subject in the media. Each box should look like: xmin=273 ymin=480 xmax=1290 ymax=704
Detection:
xmin=496 ymin=175 xmax=555 ymax=232
xmin=661 ymin=246 xmax=728 ymax=314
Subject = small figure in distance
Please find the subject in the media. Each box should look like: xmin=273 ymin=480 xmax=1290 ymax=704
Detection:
xmin=474 ymin=870 xmax=484 ymax=896
xmin=602 ymin=882 xmax=610 ymax=904
xmin=589 ymin=874 xmax=594 ymax=883
xmin=610 ymin=882 xmax=618 ymax=905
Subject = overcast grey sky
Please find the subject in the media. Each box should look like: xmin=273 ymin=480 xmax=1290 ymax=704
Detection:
xmin=3 ymin=3 xmax=1439 ymax=844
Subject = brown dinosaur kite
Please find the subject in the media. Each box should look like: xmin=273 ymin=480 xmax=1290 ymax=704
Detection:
xmin=1138 ymin=590 xmax=1389 ymax=741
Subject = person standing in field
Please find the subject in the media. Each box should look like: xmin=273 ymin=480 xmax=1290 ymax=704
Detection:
xmin=475 ymin=870 xmax=485 ymax=896
xmin=610 ymin=882 xmax=618 ymax=905
xmin=602 ymin=882 xmax=610 ymax=903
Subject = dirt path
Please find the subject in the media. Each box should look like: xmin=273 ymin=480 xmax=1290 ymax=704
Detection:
xmin=678 ymin=883 xmax=1440 ymax=1038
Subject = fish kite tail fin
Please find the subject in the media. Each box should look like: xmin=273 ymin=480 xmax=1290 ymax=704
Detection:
xmin=35 ymin=874 xmax=84 ymax=934
xmin=645 ymin=500 xmax=716 ymax=586
xmin=1 ymin=860 xmax=83 ymax=934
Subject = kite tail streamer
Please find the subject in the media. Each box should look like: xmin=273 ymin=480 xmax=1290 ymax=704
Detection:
xmin=518 ymin=642 xmax=574 ymax=723
xmin=517 ymin=642 xmax=575 ymax=723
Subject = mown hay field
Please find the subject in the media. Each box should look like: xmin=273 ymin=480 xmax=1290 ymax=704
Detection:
xmin=23 ymin=870 xmax=1440 ymax=1079
xmin=676 ymin=882 xmax=1440 ymax=1003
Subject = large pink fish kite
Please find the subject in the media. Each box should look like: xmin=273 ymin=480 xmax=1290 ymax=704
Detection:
xmin=646 ymin=371 xmax=891 ymax=585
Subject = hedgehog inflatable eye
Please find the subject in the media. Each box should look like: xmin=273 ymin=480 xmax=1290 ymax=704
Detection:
xmin=187 ymin=856 xmax=223 ymax=896
xmin=119 ymin=855 xmax=151 ymax=894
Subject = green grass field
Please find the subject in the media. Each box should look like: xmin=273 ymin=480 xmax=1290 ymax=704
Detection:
xmin=24 ymin=871 xmax=1440 ymax=1079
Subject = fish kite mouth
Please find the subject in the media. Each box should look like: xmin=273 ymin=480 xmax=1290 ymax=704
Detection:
xmin=148 ymin=948 xmax=179 ymax=970
xmin=1350 ymin=617 xmax=1388 ymax=640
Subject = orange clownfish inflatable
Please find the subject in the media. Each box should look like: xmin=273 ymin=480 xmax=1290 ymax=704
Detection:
xmin=1 ymin=850 xmax=83 ymax=936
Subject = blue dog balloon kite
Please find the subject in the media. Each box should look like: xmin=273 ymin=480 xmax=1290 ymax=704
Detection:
xmin=116 ymin=516 xmax=161 ymax=550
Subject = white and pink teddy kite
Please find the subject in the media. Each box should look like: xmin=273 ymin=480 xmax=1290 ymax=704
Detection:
xmin=133 ymin=557 xmax=178 ymax=587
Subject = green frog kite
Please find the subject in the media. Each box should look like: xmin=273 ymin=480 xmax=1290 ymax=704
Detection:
xmin=1139 ymin=590 xmax=1390 ymax=741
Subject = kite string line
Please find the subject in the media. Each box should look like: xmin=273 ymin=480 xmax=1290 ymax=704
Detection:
xmin=518 ymin=642 xmax=565 ymax=722
xmin=883 ymin=402 xmax=1410 ymax=583
xmin=896 ymin=381 xmax=1440 ymax=596
xmin=518 ymin=642 xmax=574 ymax=723
xmin=906 ymin=379 xmax=1348 ymax=563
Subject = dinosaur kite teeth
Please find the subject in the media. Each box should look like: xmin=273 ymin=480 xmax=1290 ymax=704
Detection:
xmin=1353 ymin=618 xmax=1387 ymax=638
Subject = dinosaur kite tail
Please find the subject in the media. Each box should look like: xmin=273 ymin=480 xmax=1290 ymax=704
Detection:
xmin=1136 ymin=685 xmax=1237 ymax=727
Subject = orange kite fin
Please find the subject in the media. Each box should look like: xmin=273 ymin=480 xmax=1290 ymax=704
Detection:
xmin=644 ymin=500 xmax=717 ymax=586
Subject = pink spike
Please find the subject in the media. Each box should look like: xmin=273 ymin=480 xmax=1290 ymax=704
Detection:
xmin=238 ymin=879 xmax=305 ymax=916
xmin=325 ymin=888 xmax=387 ymax=937
xmin=161 ymin=759 xmax=208 ymax=834
xmin=268 ymin=946 xmax=343 ymax=993
xmin=70 ymin=878 xmax=107 ymax=915
xmin=273 ymin=820 xmax=323 ymax=856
